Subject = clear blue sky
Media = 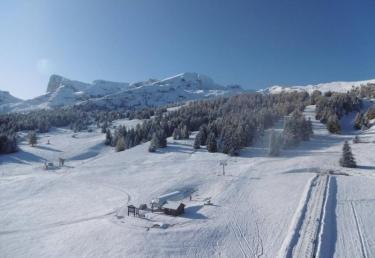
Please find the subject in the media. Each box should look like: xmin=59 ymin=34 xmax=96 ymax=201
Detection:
xmin=1 ymin=0 xmax=374 ymax=99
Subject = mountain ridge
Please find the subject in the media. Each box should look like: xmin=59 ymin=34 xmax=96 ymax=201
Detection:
xmin=2 ymin=75 xmax=375 ymax=114
xmin=259 ymin=78 xmax=375 ymax=94
xmin=0 ymin=72 xmax=244 ymax=113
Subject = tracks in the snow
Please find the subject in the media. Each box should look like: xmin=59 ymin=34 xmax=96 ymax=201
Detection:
xmin=350 ymin=201 xmax=368 ymax=258
xmin=279 ymin=173 xmax=330 ymax=258
xmin=229 ymin=219 xmax=254 ymax=258
xmin=0 ymin=182 xmax=132 ymax=236
xmin=0 ymin=210 xmax=116 ymax=235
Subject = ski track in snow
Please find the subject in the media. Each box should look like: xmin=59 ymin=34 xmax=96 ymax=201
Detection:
xmin=279 ymin=173 xmax=330 ymax=258
xmin=350 ymin=201 xmax=368 ymax=258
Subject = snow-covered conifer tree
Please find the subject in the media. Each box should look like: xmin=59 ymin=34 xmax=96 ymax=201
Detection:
xmin=28 ymin=131 xmax=37 ymax=147
xmin=339 ymin=141 xmax=357 ymax=168
xmin=207 ymin=132 xmax=217 ymax=153
xmin=193 ymin=133 xmax=201 ymax=149
xmin=105 ymin=129 xmax=112 ymax=146
xmin=115 ymin=136 xmax=125 ymax=152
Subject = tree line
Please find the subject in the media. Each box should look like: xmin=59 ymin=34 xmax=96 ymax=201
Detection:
xmin=106 ymin=92 xmax=311 ymax=155
xmin=314 ymin=90 xmax=361 ymax=133
xmin=0 ymin=104 xmax=168 ymax=154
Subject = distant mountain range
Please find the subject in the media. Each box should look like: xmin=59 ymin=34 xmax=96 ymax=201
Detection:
xmin=0 ymin=72 xmax=244 ymax=113
xmin=1 ymin=74 xmax=375 ymax=113
xmin=259 ymin=79 xmax=375 ymax=94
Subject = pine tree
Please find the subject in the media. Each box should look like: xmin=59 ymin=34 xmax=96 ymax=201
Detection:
xmin=217 ymin=128 xmax=230 ymax=154
xmin=193 ymin=133 xmax=201 ymax=149
xmin=361 ymin=116 xmax=370 ymax=130
xmin=158 ymin=131 xmax=167 ymax=148
xmin=101 ymin=122 xmax=108 ymax=133
xmin=327 ymin=114 xmax=341 ymax=134
xmin=105 ymin=129 xmax=112 ymax=146
xmin=354 ymin=112 xmax=362 ymax=130
xmin=339 ymin=141 xmax=357 ymax=168
xmin=311 ymin=90 xmax=322 ymax=105
xmin=148 ymin=140 xmax=157 ymax=152
xmin=172 ymin=128 xmax=181 ymax=140
xmin=115 ymin=136 xmax=125 ymax=152
xmin=181 ymin=125 xmax=189 ymax=139
xmin=149 ymin=133 xmax=159 ymax=152
xmin=198 ymin=125 xmax=208 ymax=145
xmin=283 ymin=116 xmax=299 ymax=148
xmin=207 ymin=132 xmax=217 ymax=153
xmin=0 ymin=135 xmax=17 ymax=154
xmin=125 ymin=130 xmax=135 ymax=149
xmin=28 ymin=131 xmax=37 ymax=147
xmin=149 ymin=130 xmax=167 ymax=150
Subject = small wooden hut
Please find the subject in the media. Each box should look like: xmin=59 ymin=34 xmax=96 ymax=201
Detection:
xmin=127 ymin=205 xmax=139 ymax=216
xmin=162 ymin=201 xmax=185 ymax=216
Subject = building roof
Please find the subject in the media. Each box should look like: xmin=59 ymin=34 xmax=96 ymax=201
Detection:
xmin=158 ymin=191 xmax=182 ymax=200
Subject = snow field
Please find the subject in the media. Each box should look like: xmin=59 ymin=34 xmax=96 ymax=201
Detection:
xmin=1 ymin=105 xmax=375 ymax=257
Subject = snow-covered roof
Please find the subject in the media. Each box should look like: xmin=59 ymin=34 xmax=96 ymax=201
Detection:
xmin=158 ymin=191 xmax=181 ymax=200
xmin=162 ymin=201 xmax=184 ymax=210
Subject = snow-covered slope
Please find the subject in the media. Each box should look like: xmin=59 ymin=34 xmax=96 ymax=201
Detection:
xmin=260 ymin=79 xmax=375 ymax=94
xmin=2 ymin=106 xmax=375 ymax=257
xmin=1 ymin=73 xmax=243 ymax=113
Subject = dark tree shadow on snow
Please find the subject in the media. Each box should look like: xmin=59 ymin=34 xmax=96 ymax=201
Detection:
xmin=156 ymin=143 xmax=195 ymax=154
xmin=34 ymin=145 xmax=63 ymax=152
xmin=0 ymin=150 xmax=46 ymax=164
xmin=357 ymin=165 xmax=375 ymax=170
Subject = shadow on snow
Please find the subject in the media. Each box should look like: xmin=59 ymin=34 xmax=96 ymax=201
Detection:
xmin=0 ymin=150 xmax=46 ymax=165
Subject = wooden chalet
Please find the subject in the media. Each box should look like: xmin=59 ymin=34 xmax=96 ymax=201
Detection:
xmin=162 ymin=201 xmax=185 ymax=216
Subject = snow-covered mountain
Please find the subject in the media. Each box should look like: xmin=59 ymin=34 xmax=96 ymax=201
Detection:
xmin=260 ymin=79 xmax=375 ymax=94
xmin=0 ymin=90 xmax=22 ymax=105
xmin=0 ymin=73 xmax=243 ymax=113
xmin=79 ymin=72 xmax=244 ymax=110
xmin=4 ymin=75 xmax=375 ymax=114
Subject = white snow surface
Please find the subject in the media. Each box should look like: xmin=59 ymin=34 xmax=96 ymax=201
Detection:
xmin=261 ymin=79 xmax=375 ymax=94
xmin=1 ymin=106 xmax=375 ymax=257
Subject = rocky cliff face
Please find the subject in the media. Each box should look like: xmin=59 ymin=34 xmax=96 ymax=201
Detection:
xmin=46 ymin=74 xmax=64 ymax=93
xmin=46 ymin=74 xmax=91 ymax=93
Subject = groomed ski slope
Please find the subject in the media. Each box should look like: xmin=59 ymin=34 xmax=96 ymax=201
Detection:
xmin=1 ymin=105 xmax=375 ymax=257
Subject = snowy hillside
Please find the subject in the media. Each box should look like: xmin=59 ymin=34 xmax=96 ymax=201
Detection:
xmin=1 ymin=105 xmax=375 ymax=257
xmin=0 ymin=73 xmax=243 ymax=113
xmin=260 ymin=79 xmax=375 ymax=94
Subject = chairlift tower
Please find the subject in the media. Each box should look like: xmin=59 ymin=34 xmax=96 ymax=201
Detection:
xmin=219 ymin=160 xmax=227 ymax=176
